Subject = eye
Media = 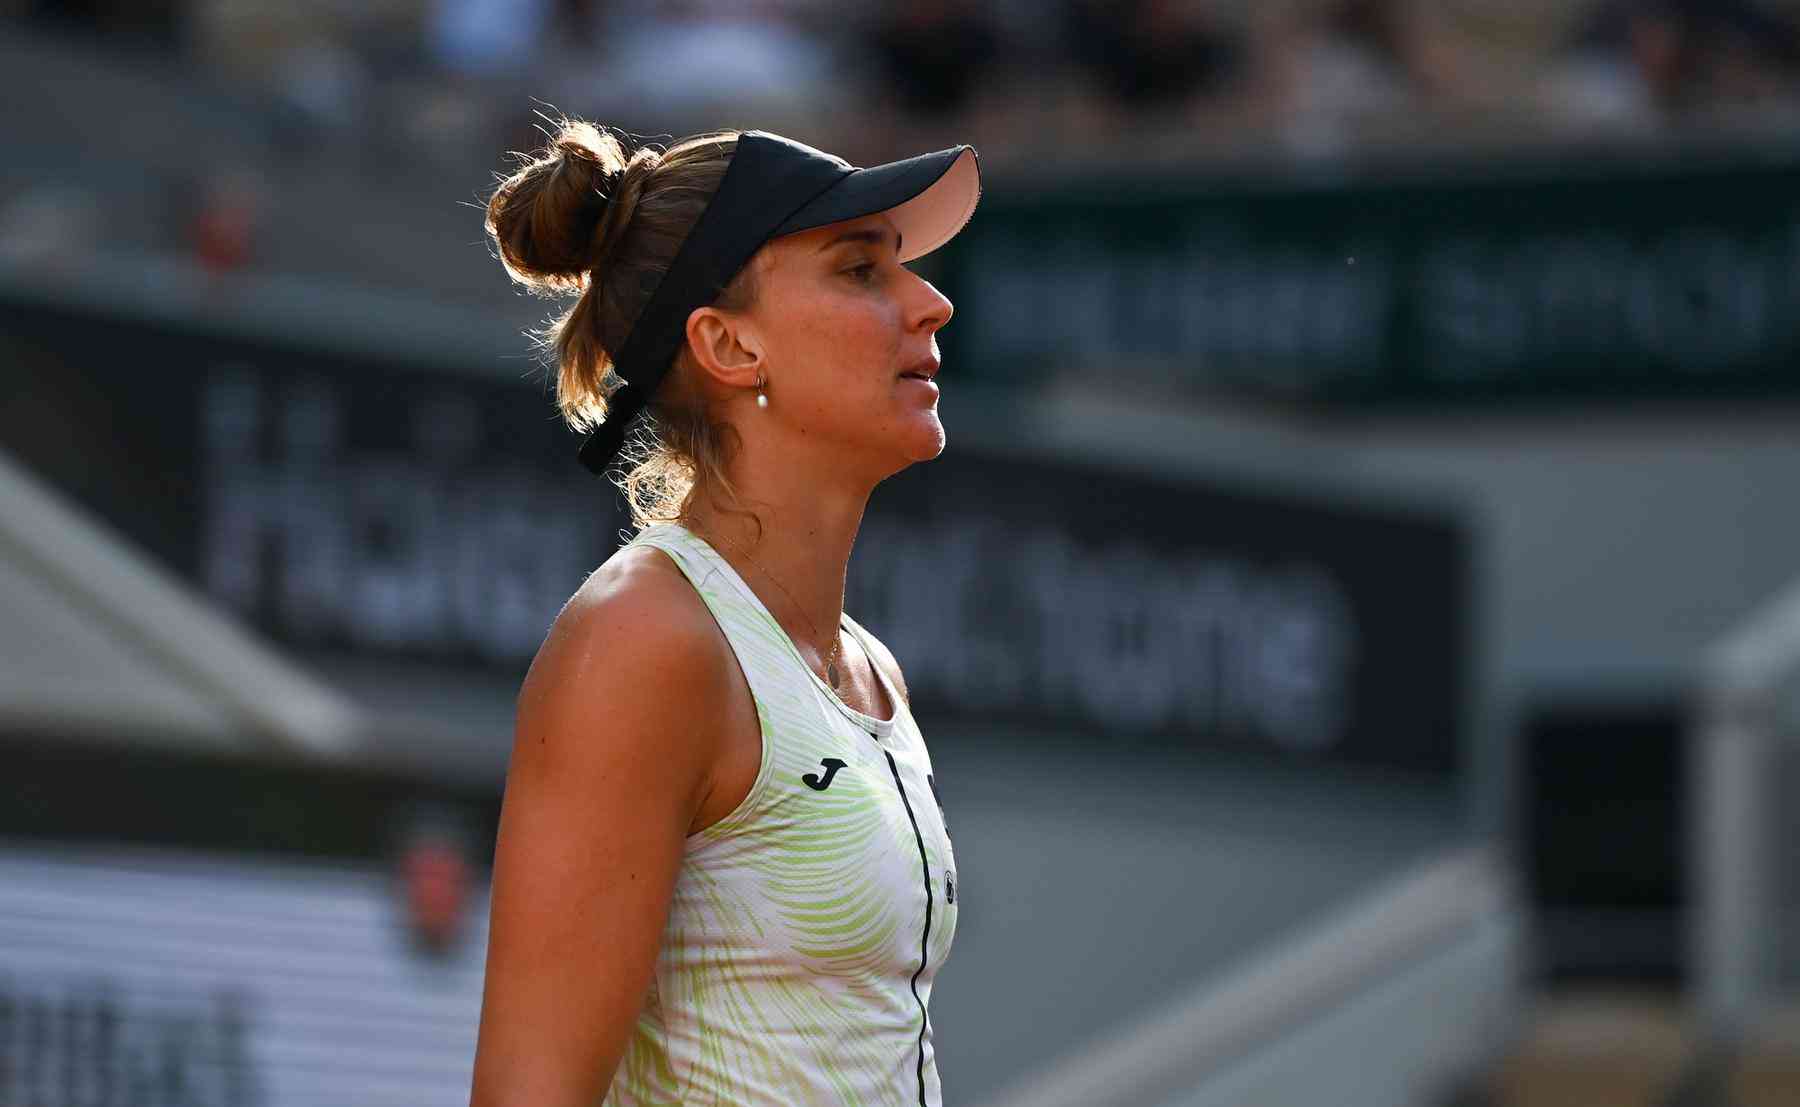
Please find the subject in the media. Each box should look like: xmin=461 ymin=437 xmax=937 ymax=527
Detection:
xmin=844 ymin=262 xmax=877 ymax=283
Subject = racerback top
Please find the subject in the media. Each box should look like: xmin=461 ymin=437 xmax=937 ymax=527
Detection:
xmin=603 ymin=523 xmax=959 ymax=1107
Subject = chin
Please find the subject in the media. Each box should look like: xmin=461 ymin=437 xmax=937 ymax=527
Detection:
xmin=901 ymin=415 xmax=947 ymax=462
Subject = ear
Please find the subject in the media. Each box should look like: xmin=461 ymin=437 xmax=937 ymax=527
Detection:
xmin=684 ymin=305 xmax=764 ymax=391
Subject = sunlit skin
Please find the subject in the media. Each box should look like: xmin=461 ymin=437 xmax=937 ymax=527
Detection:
xmin=678 ymin=209 xmax=955 ymax=694
xmin=712 ymin=212 xmax=954 ymax=473
xmin=469 ymin=209 xmax=954 ymax=1107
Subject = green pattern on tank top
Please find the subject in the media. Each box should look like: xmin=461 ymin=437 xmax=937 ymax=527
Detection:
xmin=603 ymin=523 xmax=958 ymax=1107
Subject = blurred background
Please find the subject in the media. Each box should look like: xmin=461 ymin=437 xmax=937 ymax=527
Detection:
xmin=3 ymin=0 xmax=1800 ymax=1103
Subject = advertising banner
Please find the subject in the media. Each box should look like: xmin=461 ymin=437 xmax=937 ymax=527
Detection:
xmin=2 ymin=301 xmax=1465 ymax=774
xmin=932 ymin=158 xmax=1800 ymax=405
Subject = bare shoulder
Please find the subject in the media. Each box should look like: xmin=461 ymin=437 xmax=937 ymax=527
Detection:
xmin=475 ymin=544 xmax=731 ymax=1102
xmin=543 ymin=543 xmax=717 ymax=668
xmin=847 ymin=615 xmax=910 ymax=707
xmin=513 ymin=543 xmax=730 ymax=786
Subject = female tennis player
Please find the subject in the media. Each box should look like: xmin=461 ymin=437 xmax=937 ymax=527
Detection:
xmin=467 ymin=119 xmax=980 ymax=1107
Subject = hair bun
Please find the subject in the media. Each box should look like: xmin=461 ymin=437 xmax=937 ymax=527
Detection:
xmin=486 ymin=120 xmax=633 ymax=291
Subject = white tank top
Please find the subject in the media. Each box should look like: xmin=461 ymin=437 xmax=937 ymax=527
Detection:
xmin=603 ymin=522 xmax=959 ymax=1107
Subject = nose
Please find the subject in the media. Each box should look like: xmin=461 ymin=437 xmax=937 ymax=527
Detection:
xmin=906 ymin=270 xmax=954 ymax=334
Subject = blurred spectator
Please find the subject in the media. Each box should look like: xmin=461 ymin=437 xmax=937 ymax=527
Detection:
xmin=20 ymin=0 xmax=180 ymax=46
xmin=589 ymin=0 xmax=834 ymax=123
xmin=1256 ymin=0 xmax=1471 ymax=151
xmin=189 ymin=168 xmax=265 ymax=277
xmin=1065 ymin=0 xmax=1246 ymax=116
xmin=1557 ymin=0 xmax=1800 ymax=126
xmin=866 ymin=0 xmax=1003 ymax=118
xmin=9 ymin=0 xmax=1800 ymax=303
xmin=430 ymin=0 xmax=553 ymax=77
xmin=547 ymin=0 xmax=606 ymax=50
xmin=394 ymin=806 xmax=479 ymax=958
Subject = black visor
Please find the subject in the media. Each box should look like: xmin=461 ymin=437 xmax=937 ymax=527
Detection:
xmin=577 ymin=131 xmax=981 ymax=474
xmin=771 ymin=142 xmax=981 ymax=263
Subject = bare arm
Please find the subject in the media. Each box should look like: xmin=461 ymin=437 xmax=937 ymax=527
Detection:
xmin=470 ymin=553 xmax=726 ymax=1106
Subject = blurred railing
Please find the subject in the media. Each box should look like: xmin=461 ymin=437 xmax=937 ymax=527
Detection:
xmin=0 ymin=446 xmax=359 ymax=756
xmin=1688 ymin=572 xmax=1800 ymax=1099
xmin=976 ymin=846 xmax=1524 ymax=1107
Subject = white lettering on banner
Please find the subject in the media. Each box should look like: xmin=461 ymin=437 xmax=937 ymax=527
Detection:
xmin=196 ymin=369 xmax=1359 ymax=748
xmin=1417 ymin=229 xmax=1784 ymax=374
xmin=201 ymin=369 xmax=602 ymax=663
xmin=1417 ymin=238 xmax=1526 ymax=376
xmin=850 ymin=519 xmax=1358 ymax=751
xmin=962 ymin=229 xmax=1393 ymax=383
xmin=962 ymin=218 xmax=1800 ymax=386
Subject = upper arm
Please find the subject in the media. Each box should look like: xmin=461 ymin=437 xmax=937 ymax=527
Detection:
xmin=470 ymin=554 xmax=726 ymax=1107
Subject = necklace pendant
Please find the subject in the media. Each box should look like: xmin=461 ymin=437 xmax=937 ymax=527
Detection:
xmin=827 ymin=659 xmax=840 ymax=687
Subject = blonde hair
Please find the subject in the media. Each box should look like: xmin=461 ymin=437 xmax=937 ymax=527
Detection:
xmin=484 ymin=118 xmax=760 ymax=530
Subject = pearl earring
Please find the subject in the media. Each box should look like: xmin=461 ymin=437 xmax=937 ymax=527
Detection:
xmin=755 ymin=374 xmax=768 ymax=409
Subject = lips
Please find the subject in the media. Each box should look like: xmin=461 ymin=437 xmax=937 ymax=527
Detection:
xmin=899 ymin=357 xmax=940 ymax=382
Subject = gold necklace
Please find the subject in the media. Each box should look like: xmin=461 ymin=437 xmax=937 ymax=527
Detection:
xmin=703 ymin=528 xmax=845 ymax=688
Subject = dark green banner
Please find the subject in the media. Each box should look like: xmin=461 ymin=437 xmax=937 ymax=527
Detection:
xmin=933 ymin=156 xmax=1800 ymax=405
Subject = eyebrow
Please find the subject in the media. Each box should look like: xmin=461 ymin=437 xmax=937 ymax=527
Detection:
xmin=817 ymin=227 xmax=902 ymax=255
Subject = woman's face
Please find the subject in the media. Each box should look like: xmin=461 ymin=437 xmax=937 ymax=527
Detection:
xmin=742 ymin=212 xmax=956 ymax=474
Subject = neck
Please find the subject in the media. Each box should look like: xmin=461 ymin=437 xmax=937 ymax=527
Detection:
xmin=683 ymin=475 xmax=872 ymax=659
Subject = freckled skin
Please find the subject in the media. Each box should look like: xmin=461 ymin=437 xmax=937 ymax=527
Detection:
xmin=670 ymin=209 xmax=955 ymax=721
xmin=730 ymin=213 xmax=954 ymax=484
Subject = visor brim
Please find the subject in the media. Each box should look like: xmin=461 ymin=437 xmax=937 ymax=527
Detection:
xmin=771 ymin=146 xmax=980 ymax=263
